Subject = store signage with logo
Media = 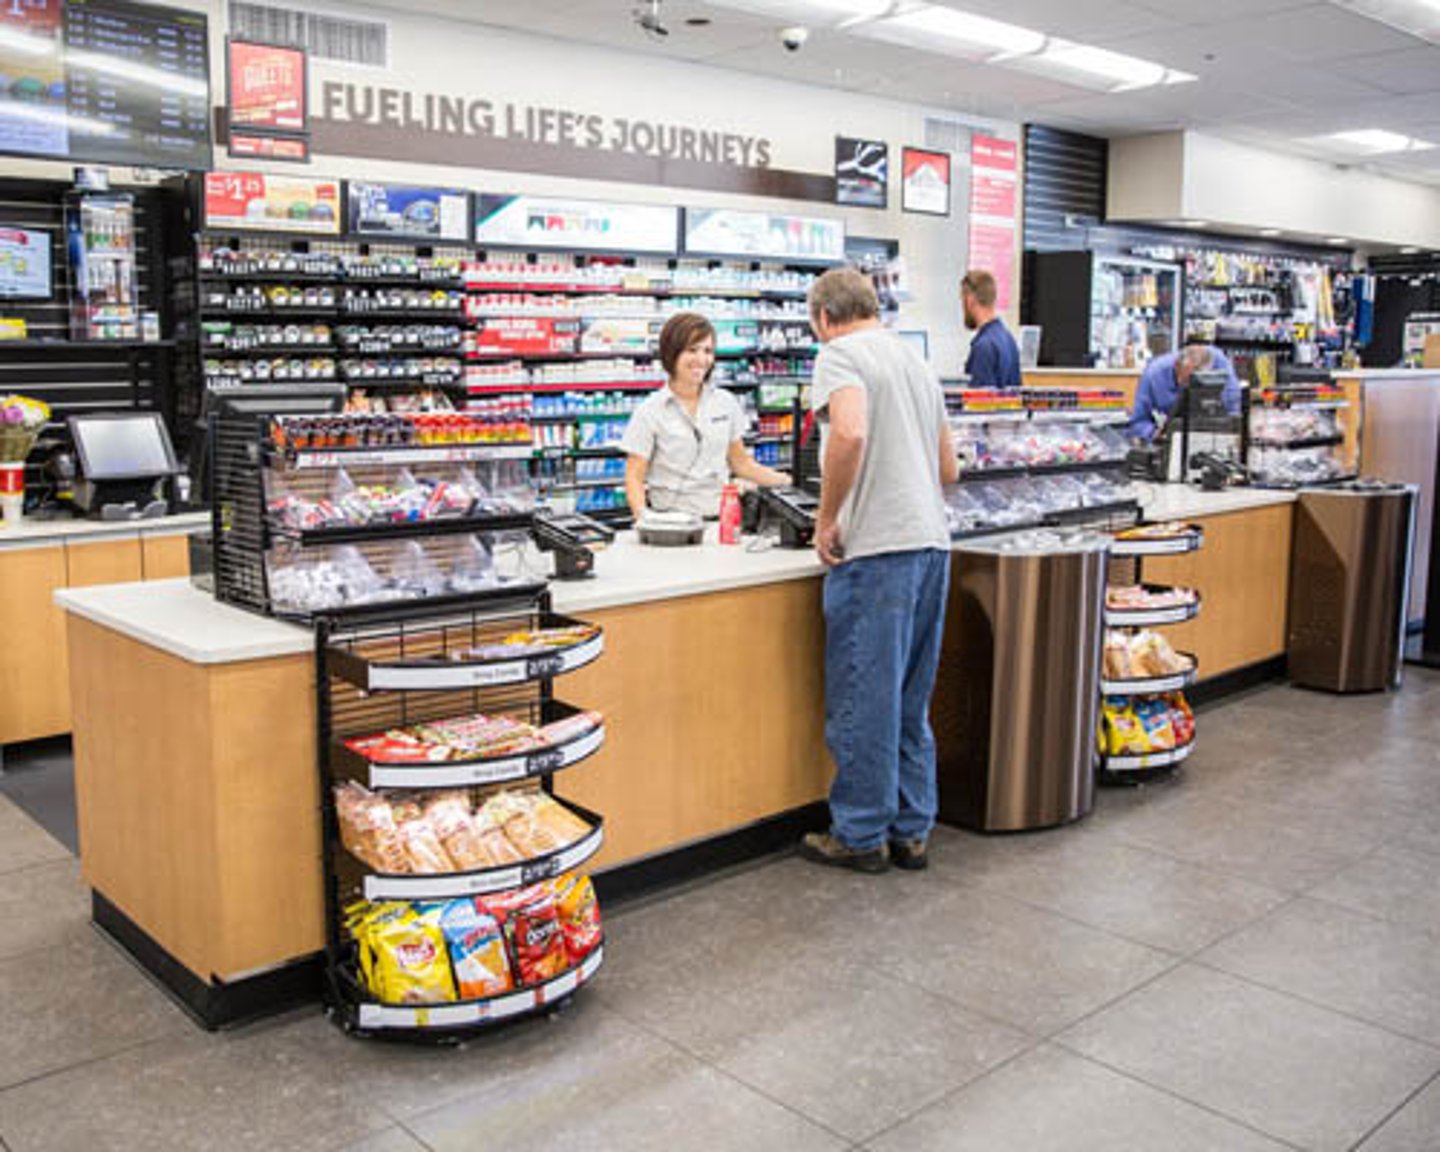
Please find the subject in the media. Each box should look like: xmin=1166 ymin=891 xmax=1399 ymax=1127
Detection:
xmin=901 ymin=147 xmax=950 ymax=217
xmin=475 ymin=195 xmax=679 ymax=255
xmin=967 ymin=135 xmax=1018 ymax=310
xmin=834 ymin=137 xmax=888 ymax=209
xmin=203 ymin=171 xmax=342 ymax=234
xmin=683 ymin=208 xmax=845 ymax=264
xmin=227 ymin=40 xmax=308 ymax=135
xmin=350 ymin=182 xmax=470 ymax=241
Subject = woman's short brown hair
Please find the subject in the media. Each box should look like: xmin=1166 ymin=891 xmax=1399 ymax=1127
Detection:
xmin=658 ymin=312 xmax=717 ymax=379
xmin=808 ymin=267 xmax=880 ymax=327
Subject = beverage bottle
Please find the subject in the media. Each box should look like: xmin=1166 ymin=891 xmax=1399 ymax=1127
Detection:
xmin=718 ymin=483 xmax=741 ymax=545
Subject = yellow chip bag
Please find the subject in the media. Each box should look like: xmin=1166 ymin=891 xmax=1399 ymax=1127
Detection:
xmin=368 ymin=906 xmax=457 ymax=1004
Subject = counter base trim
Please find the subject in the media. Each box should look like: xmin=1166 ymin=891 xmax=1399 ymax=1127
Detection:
xmin=1189 ymin=656 xmax=1287 ymax=708
xmin=92 ymin=891 xmax=322 ymax=1031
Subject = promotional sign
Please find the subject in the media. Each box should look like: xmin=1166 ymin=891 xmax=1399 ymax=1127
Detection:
xmin=967 ymin=135 xmax=1019 ymax=310
xmin=901 ymin=148 xmax=951 ymax=217
xmin=684 ymin=208 xmax=845 ymax=264
xmin=0 ymin=228 xmax=53 ymax=298
xmin=350 ymin=183 xmax=470 ymax=242
xmin=227 ymin=40 xmax=308 ymax=136
xmin=835 ymin=137 xmax=888 ymax=209
xmin=203 ymin=172 xmax=342 ymax=234
xmin=469 ymin=317 xmax=579 ymax=357
xmin=475 ymin=195 xmax=678 ymax=255
xmin=227 ymin=133 xmax=310 ymax=163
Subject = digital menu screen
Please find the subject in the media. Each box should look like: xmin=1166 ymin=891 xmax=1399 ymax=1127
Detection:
xmin=0 ymin=0 xmax=210 ymax=169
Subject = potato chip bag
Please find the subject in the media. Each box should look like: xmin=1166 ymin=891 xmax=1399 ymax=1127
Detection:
xmin=1101 ymin=700 xmax=1147 ymax=755
xmin=484 ymin=885 xmax=569 ymax=986
xmin=1134 ymin=698 xmax=1176 ymax=751
xmin=553 ymin=873 xmax=602 ymax=964
xmin=439 ymin=899 xmax=513 ymax=1000
xmin=364 ymin=904 xmax=456 ymax=1004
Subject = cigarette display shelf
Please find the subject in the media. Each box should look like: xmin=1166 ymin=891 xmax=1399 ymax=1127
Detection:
xmin=1100 ymin=523 xmax=1205 ymax=786
xmin=317 ymin=591 xmax=608 ymax=1038
xmin=204 ymin=343 xmax=338 ymax=357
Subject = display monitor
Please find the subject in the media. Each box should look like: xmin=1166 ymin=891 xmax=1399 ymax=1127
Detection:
xmin=897 ymin=330 xmax=929 ymax=362
xmin=209 ymin=382 xmax=346 ymax=419
xmin=0 ymin=227 xmax=53 ymax=298
xmin=70 ymin=412 xmax=179 ymax=480
xmin=0 ymin=0 xmax=211 ymax=170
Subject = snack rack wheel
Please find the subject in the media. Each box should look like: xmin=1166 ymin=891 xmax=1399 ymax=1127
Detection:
xmin=314 ymin=588 xmax=608 ymax=1040
xmin=1099 ymin=525 xmax=1205 ymax=787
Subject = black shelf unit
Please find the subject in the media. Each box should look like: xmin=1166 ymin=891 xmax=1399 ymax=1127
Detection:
xmin=316 ymin=591 xmax=607 ymax=1038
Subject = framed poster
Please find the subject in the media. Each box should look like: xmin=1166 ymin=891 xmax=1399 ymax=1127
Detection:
xmin=226 ymin=39 xmax=308 ymax=136
xmin=350 ymin=183 xmax=470 ymax=241
xmin=835 ymin=137 xmax=888 ymax=209
xmin=475 ymin=195 xmax=678 ymax=255
xmin=683 ymin=207 xmax=845 ymax=264
xmin=901 ymin=147 xmax=951 ymax=217
xmin=203 ymin=172 xmax=341 ymax=234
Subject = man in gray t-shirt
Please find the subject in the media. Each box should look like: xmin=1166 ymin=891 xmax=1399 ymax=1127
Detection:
xmin=800 ymin=268 xmax=959 ymax=875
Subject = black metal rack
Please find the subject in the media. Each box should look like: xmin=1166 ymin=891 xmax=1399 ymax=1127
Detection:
xmin=315 ymin=590 xmax=607 ymax=1039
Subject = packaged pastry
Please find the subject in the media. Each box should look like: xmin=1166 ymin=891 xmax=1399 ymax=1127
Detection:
xmin=1103 ymin=632 xmax=1132 ymax=680
xmin=393 ymin=806 xmax=456 ymax=874
xmin=553 ymin=873 xmax=602 ymax=963
xmin=423 ymin=792 xmax=489 ymax=871
xmin=334 ymin=782 xmax=408 ymax=874
xmin=439 ymin=899 xmax=513 ymax=999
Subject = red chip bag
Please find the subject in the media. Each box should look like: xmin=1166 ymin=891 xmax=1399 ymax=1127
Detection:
xmin=553 ymin=873 xmax=602 ymax=964
xmin=484 ymin=885 xmax=568 ymax=986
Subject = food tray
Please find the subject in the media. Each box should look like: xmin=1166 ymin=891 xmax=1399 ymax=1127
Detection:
xmin=1101 ymin=654 xmax=1199 ymax=696
xmin=1100 ymin=739 xmax=1196 ymax=773
xmin=1104 ymin=586 xmax=1202 ymax=628
xmin=354 ymin=798 xmax=604 ymax=901
xmin=336 ymin=701 xmax=605 ymax=789
xmin=1110 ymin=524 xmax=1204 ymax=556
xmin=350 ymin=944 xmax=603 ymax=1032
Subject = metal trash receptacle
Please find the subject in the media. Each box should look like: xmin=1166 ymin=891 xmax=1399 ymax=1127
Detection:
xmin=933 ymin=530 xmax=1110 ymax=832
xmin=1288 ymin=481 xmax=1417 ymax=693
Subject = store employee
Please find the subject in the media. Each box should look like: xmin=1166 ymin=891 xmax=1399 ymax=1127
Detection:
xmin=1128 ymin=342 xmax=1242 ymax=440
xmin=961 ymin=269 xmax=1021 ymax=389
xmin=622 ymin=312 xmax=790 ymax=518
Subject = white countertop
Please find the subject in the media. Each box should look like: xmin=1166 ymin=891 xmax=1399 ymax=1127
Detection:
xmin=1134 ymin=483 xmax=1297 ymax=522
xmin=0 ymin=511 xmax=208 ymax=551
xmin=1024 ymin=367 xmax=1142 ymax=376
xmin=1333 ymin=369 xmax=1440 ymax=380
xmin=53 ymin=487 xmax=1297 ymax=666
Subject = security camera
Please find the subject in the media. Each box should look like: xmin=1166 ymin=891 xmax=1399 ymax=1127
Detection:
xmin=779 ymin=25 xmax=809 ymax=52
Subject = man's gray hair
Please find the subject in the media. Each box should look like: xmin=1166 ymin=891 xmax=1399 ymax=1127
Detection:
xmin=808 ymin=267 xmax=880 ymax=326
xmin=1181 ymin=344 xmax=1215 ymax=371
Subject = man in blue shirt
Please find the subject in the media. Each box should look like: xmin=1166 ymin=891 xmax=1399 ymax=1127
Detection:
xmin=1128 ymin=343 xmax=1242 ymax=440
xmin=962 ymin=269 xmax=1021 ymax=389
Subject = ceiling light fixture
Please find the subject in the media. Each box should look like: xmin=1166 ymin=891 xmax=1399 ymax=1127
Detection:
xmin=1327 ymin=237 xmax=1351 ymax=246
xmin=1259 ymin=229 xmax=1283 ymax=237
xmin=1400 ymin=246 xmax=1423 ymax=253
xmin=1009 ymin=38 xmax=1194 ymax=91
xmin=855 ymin=5 xmax=1046 ymax=60
xmin=1315 ymin=129 xmax=1435 ymax=154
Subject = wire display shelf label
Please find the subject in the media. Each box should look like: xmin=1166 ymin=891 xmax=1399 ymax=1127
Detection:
xmin=366 ymin=723 xmax=605 ymax=789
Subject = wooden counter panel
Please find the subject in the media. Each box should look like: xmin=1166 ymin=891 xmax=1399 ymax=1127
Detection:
xmin=557 ymin=577 xmax=832 ymax=868
xmin=141 ymin=534 xmax=191 ymax=581
xmin=69 ymin=615 xmax=219 ymax=978
xmin=0 ymin=546 xmax=71 ymax=745
xmin=65 ymin=537 xmax=143 ymax=588
xmin=1140 ymin=503 xmax=1293 ymax=678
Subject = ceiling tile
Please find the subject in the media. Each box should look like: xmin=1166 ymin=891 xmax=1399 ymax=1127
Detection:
xmin=1127 ymin=0 xmax=1316 ymax=26
xmin=1327 ymin=46 xmax=1440 ymax=94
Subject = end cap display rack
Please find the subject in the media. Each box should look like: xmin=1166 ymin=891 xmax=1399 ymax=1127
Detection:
xmin=316 ymin=589 xmax=608 ymax=1039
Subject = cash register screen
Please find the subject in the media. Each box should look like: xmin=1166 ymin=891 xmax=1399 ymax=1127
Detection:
xmin=71 ymin=414 xmax=178 ymax=481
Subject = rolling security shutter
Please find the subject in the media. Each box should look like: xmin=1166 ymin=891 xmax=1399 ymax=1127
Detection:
xmin=227 ymin=2 xmax=389 ymax=68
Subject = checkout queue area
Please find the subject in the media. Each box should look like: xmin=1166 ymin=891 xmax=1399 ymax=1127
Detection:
xmin=4 ymin=1 xmax=1440 ymax=1147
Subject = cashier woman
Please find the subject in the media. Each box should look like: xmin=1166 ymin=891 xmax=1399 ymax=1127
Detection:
xmin=622 ymin=312 xmax=790 ymax=518
xmin=1128 ymin=341 xmax=1243 ymax=440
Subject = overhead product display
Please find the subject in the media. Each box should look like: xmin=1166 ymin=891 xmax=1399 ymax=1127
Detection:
xmin=474 ymin=195 xmax=680 ymax=255
xmin=0 ymin=0 xmax=210 ymax=169
xmin=683 ymin=207 xmax=845 ymax=264
xmin=349 ymin=183 xmax=470 ymax=242
xmin=318 ymin=595 xmax=608 ymax=1036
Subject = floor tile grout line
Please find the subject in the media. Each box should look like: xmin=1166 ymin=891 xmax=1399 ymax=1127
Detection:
xmin=1186 ymin=955 xmax=1440 ymax=1055
xmin=392 ymin=1117 xmax=438 ymax=1152
xmin=0 ymin=1028 xmax=185 ymax=1098
xmin=1047 ymin=1041 xmax=1310 ymax=1151
xmin=1300 ymin=886 xmax=1440 ymax=942
xmin=1345 ymin=1065 xmax=1440 ymax=1152
xmin=1177 ymin=890 xmax=1308 ymax=960
xmin=1031 ymin=951 xmax=1190 ymax=1044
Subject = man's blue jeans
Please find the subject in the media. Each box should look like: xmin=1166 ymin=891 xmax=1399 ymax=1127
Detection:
xmin=822 ymin=547 xmax=949 ymax=851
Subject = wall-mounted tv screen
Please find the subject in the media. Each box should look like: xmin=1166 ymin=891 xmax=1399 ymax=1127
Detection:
xmin=0 ymin=227 xmax=53 ymax=298
xmin=0 ymin=0 xmax=211 ymax=170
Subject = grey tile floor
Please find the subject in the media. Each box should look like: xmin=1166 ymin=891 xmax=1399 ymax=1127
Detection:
xmin=2 ymin=673 xmax=1440 ymax=1150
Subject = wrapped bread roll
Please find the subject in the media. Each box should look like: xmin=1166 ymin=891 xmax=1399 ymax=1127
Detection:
xmin=423 ymin=792 xmax=490 ymax=871
xmin=334 ymin=782 xmax=408 ymax=874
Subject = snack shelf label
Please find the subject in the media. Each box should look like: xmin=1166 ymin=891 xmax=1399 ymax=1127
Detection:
xmin=1102 ymin=740 xmax=1196 ymax=773
xmin=1104 ymin=602 xmax=1201 ymax=627
xmin=1111 ymin=530 xmax=1204 ymax=557
xmin=1101 ymin=661 xmax=1199 ymax=697
xmin=368 ymin=724 xmax=606 ymax=789
xmin=361 ymin=824 xmax=604 ymax=900
xmin=356 ymin=946 xmax=603 ymax=1030
xmin=367 ymin=634 xmax=605 ymax=691
xmin=290 ymin=444 xmax=534 ymax=469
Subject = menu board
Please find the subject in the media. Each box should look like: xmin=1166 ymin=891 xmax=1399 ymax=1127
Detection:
xmin=0 ymin=0 xmax=210 ymax=169
xmin=683 ymin=208 xmax=845 ymax=264
xmin=204 ymin=172 xmax=342 ymax=235
xmin=475 ymin=195 xmax=678 ymax=255
xmin=350 ymin=183 xmax=469 ymax=241
xmin=0 ymin=228 xmax=53 ymax=298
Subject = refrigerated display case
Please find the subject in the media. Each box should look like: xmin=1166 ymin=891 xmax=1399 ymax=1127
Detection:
xmin=66 ymin=193 xmax=140 ymax=341
xmin=1025 ymin=251 xmax=1183 ymax=369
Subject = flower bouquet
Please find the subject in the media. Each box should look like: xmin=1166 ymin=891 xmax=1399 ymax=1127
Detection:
xmin=0 ymin=394 xmax=49 ymax=463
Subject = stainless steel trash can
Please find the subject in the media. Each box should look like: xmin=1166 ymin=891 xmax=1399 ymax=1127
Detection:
xmin=933 ymin=530 xmax=1110 ymax=832
xmin=1288 ymin=481 xmax=1417 ymax=693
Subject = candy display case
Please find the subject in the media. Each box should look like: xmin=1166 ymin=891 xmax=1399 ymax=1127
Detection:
xmin=317 ymin=592 xmax=607 ymax=1037
xmin=1245 ymin=381 xmax=1356 ymax=489
xmin=1099 ymin=523 xmax=1205 ymax=781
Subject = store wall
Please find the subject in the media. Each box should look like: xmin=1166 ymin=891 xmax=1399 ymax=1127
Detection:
xmin=1109 ymin=131 xmax=1440 ymax=249
xmin=9 ymin=0 xmax=1020 ymax=375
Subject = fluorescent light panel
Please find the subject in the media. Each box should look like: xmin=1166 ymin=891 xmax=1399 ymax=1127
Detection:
xmin=856 ymin=5 xmax=1046 ymax=58
xmin=1315 ymin=129 xmax=1435 ymax=153
xmin=1010 ymin=38 xmax=1194 ymax=92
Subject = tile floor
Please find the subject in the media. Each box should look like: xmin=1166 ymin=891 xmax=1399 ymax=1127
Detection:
xmin=2 ymin=673 xmax=1440 ymax=1151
